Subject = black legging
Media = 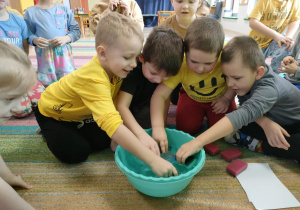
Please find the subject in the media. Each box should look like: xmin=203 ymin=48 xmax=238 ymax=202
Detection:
xmin=241 ymin=122 xmax=300 ymax=162
xmin=34 ymin=106 xmax=111 ymax=164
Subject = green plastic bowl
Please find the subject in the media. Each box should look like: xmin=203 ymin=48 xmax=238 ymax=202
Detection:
xmin=115 ymin=128 xmax=205 ymax=197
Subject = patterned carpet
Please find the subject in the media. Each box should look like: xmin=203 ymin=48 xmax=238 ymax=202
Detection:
xmin=1 ymin=41 xmax=300 ymax=209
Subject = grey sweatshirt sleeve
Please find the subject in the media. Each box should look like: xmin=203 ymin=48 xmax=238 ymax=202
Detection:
xmin=226 ymin=85 xmax=278 ymax=131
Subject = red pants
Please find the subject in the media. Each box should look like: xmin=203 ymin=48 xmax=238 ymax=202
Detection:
xmin=176 ymin=89 xmax=236 ymax=134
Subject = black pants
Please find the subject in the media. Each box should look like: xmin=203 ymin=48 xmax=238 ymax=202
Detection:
xmin=241 ymin=122 xmax=300 ymax=161
xmin=34 ymin=107 xmax=111 ymax=164
xmin=170 ymin=83 xmax=182 ymax=105
xmin=131 ymin=101 xmax=151 ymax=129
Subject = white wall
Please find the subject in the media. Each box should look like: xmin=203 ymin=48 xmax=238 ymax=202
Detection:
xmin=219 ymin=5 xmax=250 ymax=35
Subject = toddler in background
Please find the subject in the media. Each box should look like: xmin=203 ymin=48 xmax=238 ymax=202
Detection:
xmin=279 ymin=32 xmax=300 ymax=84
xmin=0 ymin=0 xmax=45 ymax=118
xmin=161 ymin=0 xmax=200 ymax=38
xmin=0 ymin=40 xmax=35 ymax=210
xmin=196 ymin=0 xmax=211 ymax=17
xmin=24 ymin=0 xmax=81 ymax=86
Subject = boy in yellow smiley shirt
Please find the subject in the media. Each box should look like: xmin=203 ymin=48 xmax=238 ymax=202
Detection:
xmin=151 ymin=17 xmax=236 ymax=153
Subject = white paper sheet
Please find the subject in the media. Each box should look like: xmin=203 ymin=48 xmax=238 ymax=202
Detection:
xmin=237 ymin=163 xmax=300 ymax=210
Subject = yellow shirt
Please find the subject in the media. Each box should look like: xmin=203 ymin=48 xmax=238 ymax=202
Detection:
xmin=160 ymin=14 xmax=200 ymax=38
xmin=163 ymin=54 xmax=227 ymax=103
xmin=249 ymin=0 xmax=300 ymax=49
xmin=38 ymin=56 xmax=123 ymax=138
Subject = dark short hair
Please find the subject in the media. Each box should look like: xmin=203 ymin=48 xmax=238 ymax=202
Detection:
xmin=142 ymin=26 xmax=184 ymax=76
xmin=184 ymin=17 xmax=224 ymax=57
xmin=221 ymin=36 xmax=266 ymax=71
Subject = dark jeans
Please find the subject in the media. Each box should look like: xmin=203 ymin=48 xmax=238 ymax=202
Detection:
xmin=34 ymin=107 xmax=111 ymax=164
xmin=241 ymin=122 xmax=300 ymax=161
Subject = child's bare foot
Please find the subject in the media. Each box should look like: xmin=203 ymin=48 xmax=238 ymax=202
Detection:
xmin=5 ymin=174 xmax=32 ymax=189
xmin=110 ymin=140 xmax=118 ymax=152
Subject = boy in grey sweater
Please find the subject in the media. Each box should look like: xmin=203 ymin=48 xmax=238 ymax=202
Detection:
xmin=175 ymin=36 xmax=300 ymax=164
xmin=279 ymin=32 xmax=300 ymax=84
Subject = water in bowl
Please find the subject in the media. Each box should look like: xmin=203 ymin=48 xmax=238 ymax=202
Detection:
xmin=135 ymin=160 xmax=195 ymax=177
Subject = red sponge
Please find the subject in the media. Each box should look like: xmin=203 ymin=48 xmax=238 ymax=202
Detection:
xmin=203 ymin=143 xmax=220 ymax=155
xmin=221 ymin=147 xmax=242 ymax=162
xmin=226 ymin=159 xmax=248 ymax=176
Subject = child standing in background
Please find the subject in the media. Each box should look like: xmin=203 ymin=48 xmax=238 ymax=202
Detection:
xmin=151 ymin=18 xmax=236 ymax=153
xmin=34 ymin=13 xmax=178 ymax=177
xmin=196 ymin=0 xmax=211 ymax=17
xmin=0 ymin=0 xmax=45 ymax=118
xmin=248 ymin=0 xmax=300 ymax=73
xmin=161 ymin=0 xmax=200 ymax=38
xmin=161 ymin=0 xmax=200 ymax=105
xmin=117 ymin=26 xmax=184 ymax=155
xmin=0 ymin=40 xmax=36 ymax=210
xmin=24 ymin=0 xmax=81 ymax=86
xmin=176 ymin=36 xmax=300 ymax=164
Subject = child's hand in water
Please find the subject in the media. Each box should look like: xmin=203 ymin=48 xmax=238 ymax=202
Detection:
xmin=138 ymin=133 xmax=160 ymax=156
xmin=150 ymin=156 xmax=178 ymax=177
xmin=50 ymin=35 xmax=71 ymax=47
xmin=33 ymin=37 xmax=49 ymax=48
xmin=152 ymin=127 xmax=168 ymax=153
xmin=176 ymin=139 xmax=201 ymax=164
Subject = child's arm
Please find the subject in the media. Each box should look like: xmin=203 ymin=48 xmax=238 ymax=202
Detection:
xmin=0 ymin=178 xmax=34 ymax=210
xmin=255 ymin=116 xmax=290 ymax=150
xmin=23 ymin=39 xmax=30 ymax=55
xmin=117 ymin=91 xmax=160 ymax=156
xmin=176 ymin=116 xmax=234 ymax=164
xmin=112 ymin=124 xmax=178 ymax=177
xmin=65 ymin=7 xmax=81 ymax=43
xmin=211 ymin=87 xmax=236 ymax=114
xmin=151 ymin=83 xmax=174 ymax=153
xmin=0 ymin=156 xmax=32 ymax=189
xmin=249 ymin=18 xmax=294 ymax=49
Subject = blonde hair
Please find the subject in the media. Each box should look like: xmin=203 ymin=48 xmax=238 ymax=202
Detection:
xmin=95 ymin=12 xmax=143 ymax=48
xmin=0 ymin=40 xmax=36 ymax=95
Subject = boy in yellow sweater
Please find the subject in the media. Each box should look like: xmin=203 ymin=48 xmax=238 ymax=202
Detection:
xmin=35 ymin=13 xmax=178 ymax=177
